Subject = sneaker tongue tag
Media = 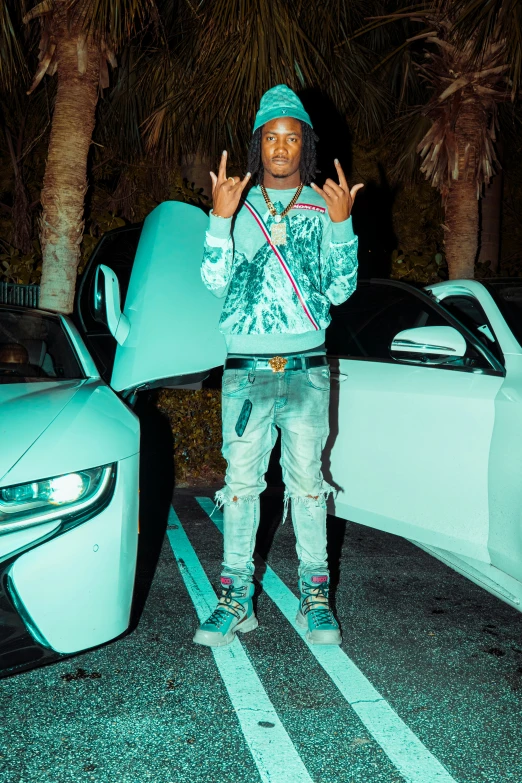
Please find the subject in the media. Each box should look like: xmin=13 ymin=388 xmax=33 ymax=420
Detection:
xmin=311 ymin=575 xmax=328 ymax=584
xmin=221 ymin=577 xmax=233 ymax=585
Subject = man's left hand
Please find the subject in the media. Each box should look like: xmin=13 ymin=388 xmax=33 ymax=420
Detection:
xmin=311 ymin=160 xmax=364 ymax=223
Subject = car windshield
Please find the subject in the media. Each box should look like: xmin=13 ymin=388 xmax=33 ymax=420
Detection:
xmin=486 ymin=281 xmax=522 ymax=349
xmin=0 ymin=308 xmax=84 ymax=384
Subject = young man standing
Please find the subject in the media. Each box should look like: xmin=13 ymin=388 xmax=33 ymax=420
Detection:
xmin=195 ymin=84 xmax=362 ymax=648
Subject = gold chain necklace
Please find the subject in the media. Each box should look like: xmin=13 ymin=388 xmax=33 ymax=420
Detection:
xmin=260 ymin=183 xmax=303 ymax=246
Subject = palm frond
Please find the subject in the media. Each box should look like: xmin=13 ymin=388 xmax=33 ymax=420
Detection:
xmin=452 ymin=0 xmax=522 ymax=98
xmin=143 ymin=0 xmax=392 ymax=162
xmin=0 ymin=0 xmax=26 ymax=91
xmin=66 ymin=0 xmax=161 ymax=49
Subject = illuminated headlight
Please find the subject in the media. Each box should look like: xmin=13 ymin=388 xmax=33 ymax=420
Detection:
xmin=0 ymin=465 xmax=115 ymax=534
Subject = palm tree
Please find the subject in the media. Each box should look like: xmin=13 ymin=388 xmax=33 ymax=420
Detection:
xmin=353 ymin=0 xmax=520 ymax=279
xmin=21 ymin=0 xmax=160 ymax=313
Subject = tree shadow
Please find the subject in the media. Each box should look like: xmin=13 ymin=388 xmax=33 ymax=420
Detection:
xmin=353 ymin=163 xmax=398 ymax=279
xmin=129 ymin=392 xmax=175 ymax=631
xmin=326 ymin=513 xmax=347 ymax=613
xmin=300 ymin=88 xmax=398 ymax=280
xmin=321 ymin=357 xmax=342 ymax=493
xmin=253 ymin=435 xmax=284 ymax=592
xmin=299 ymin=88 xmax=354 ymax=188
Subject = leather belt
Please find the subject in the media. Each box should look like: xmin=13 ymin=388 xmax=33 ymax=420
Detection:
xmin=225 ymin=355 xmax=328 ymax=372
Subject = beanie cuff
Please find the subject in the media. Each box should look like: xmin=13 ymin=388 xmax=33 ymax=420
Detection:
xmin=253 ymin=108 xmax=312 ymax=134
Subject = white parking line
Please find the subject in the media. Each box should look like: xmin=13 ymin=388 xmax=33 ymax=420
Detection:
xmin=166 ymin=507 xmax=315 ymax=783
xmin=196 ymin=496 xmax=459 ymax=783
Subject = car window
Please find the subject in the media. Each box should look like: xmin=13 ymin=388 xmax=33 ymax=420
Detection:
xmin=437 ymin=294 xmax=504 ymax=365
xmin=0 ymin=308 xmax=84 ymax=383
xmin=74 ymin=226 xmax=142 ymax=380
xmin=326 ymin=282 xmax=492 ymax=370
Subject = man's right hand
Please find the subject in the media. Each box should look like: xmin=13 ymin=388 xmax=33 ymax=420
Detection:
xmin=210 ymin=151 xmax=251 ymax=218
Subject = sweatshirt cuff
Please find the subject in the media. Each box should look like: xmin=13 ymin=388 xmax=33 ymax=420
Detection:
xmin=208 ymin=213 xmax=233 ymax=239
xmin=331 ymin=215 xmax=356 ymax=243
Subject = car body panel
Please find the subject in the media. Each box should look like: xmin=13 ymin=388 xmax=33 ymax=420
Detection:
xmin=0 ymin=380 xmax=85 ymax=484
xmin=328 ymin=358 xmax=503 ymax=561
xmin=8 ymin=453 xmax=139 ymax=654
xmin=0 ymin=379 xmax=140 ymax=488
xmin=0 ymin=521 xmax=61 ymax=562
xmin=111 ymin=200 xmax=226 ymax=392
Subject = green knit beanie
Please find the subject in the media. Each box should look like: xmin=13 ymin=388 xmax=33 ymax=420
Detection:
xmin=252 ymin=84 xmax=312 ymax=134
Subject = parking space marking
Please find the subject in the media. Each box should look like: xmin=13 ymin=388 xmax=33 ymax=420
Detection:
xmin=166 ymin=507 xmax=315 ymax=783
xmin=196 ymin=496 xmax=459 ymax=783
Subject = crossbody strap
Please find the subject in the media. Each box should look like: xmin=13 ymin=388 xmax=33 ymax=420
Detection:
xmin=244 ymin=199 xmax=319 ymax=331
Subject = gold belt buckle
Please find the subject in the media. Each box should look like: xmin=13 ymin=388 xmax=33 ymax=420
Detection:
xmin=268 ymin=355 xmax=288 ymax=373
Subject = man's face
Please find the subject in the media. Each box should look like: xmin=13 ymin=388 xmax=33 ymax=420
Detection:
xmin=261 ymin=117 xmax=302 ymax=180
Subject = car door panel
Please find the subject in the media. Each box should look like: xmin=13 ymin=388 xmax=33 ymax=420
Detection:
xmin=426 ymin=282 xmax=522 ymax=580
xmin=487 ymin=353 xmax=522 ymax=582
xmin=327 ymin=359 xmax=502 ymax=561
xmin=110 ymin=201 xmax=226 ymax=393
xmin=326 ymin=281 xmax=503 ymax=562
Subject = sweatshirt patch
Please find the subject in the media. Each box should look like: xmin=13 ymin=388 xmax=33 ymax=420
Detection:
xmin=293 ymin=203 xmax=326 ymax=213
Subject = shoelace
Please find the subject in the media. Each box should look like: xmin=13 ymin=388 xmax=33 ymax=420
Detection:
xmin=301 ymin=582 xmax=336 ymax=628
xmin=205 ymin=585 xmax=245 ymax=629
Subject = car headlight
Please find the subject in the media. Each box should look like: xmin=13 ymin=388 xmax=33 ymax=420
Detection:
xmin=0 ymin=465 xmax=116 ymax=534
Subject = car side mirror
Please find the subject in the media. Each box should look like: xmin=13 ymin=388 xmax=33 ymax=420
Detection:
xmin=389 ymin=325 xmax=467 ymax=365
xmin=94 ymin=264 xmax=130 ymax=346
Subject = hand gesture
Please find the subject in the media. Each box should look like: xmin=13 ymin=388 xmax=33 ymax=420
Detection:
xmin=311 ymin=160 xmax=364 ymax=223
xmin=210 ymin=151 xmax=251 ymax=219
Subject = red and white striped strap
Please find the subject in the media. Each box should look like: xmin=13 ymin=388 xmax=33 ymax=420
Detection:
xmin=244 ymin=200 xmax=319 ymax=331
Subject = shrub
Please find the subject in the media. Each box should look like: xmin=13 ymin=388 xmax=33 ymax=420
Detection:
xmin=390 ymin=247 xmax=447 ymax=285
xmin=155 ymin=388 xmax=225 ymax=485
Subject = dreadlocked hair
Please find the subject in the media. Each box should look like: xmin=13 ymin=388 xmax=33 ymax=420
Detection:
xmin=247 ymin=122 xmax=319 ymax=186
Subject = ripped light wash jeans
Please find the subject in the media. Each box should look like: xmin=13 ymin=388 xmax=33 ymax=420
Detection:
xmin=215 ymin=354 xmax=333 ymax=582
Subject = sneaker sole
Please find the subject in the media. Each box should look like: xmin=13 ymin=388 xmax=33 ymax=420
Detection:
xmin=295 ymin=611 xmax=342 ymax=646
xmin=193 ymin=613 xmax=258 ymax=648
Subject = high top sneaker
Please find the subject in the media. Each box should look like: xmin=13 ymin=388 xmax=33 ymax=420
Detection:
xmin=193 ymin=575 xmax=257 ymax=648
xmin=296 ymin=574 xmax=342 ymax=645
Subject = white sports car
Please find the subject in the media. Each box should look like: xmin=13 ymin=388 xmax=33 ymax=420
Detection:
xmin=1 ymin=198 xmax=521 ymax=678
xmin=0 ymin=202 xmax=225 ymax=678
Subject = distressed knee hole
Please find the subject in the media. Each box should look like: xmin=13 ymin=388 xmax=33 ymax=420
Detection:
xmin=211 ymin=489 xmax=259 ymax=515
xmin=282 ymin=482 xmax=336 ymax=523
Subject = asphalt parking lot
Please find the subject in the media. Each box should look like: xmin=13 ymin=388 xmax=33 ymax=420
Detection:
xmin=1 ymin=483 xmax=522 ymax=783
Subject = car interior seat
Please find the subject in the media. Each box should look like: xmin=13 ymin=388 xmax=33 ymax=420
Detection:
xmin=23 ymin=340 xmax=56 ymax=376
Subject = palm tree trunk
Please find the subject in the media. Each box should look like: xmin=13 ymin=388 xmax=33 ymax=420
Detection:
xmin=443 ymin=103 xmax=483 ymax=280
xmin=38 ymin=14 xmax=100 ymax=313
xmin=444 ymin=179 xmax=478 ymax=279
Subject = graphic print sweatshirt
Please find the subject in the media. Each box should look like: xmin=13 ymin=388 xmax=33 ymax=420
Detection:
xmin=201 ymin=184 xmax=358 ymax=354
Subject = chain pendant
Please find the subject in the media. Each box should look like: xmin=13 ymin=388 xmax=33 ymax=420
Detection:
xmin=271 ymin=222 xmax=287 ymax=246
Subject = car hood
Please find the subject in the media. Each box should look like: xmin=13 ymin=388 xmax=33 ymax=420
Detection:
xmin=0 ymin=380 xmax=85 ymax=484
